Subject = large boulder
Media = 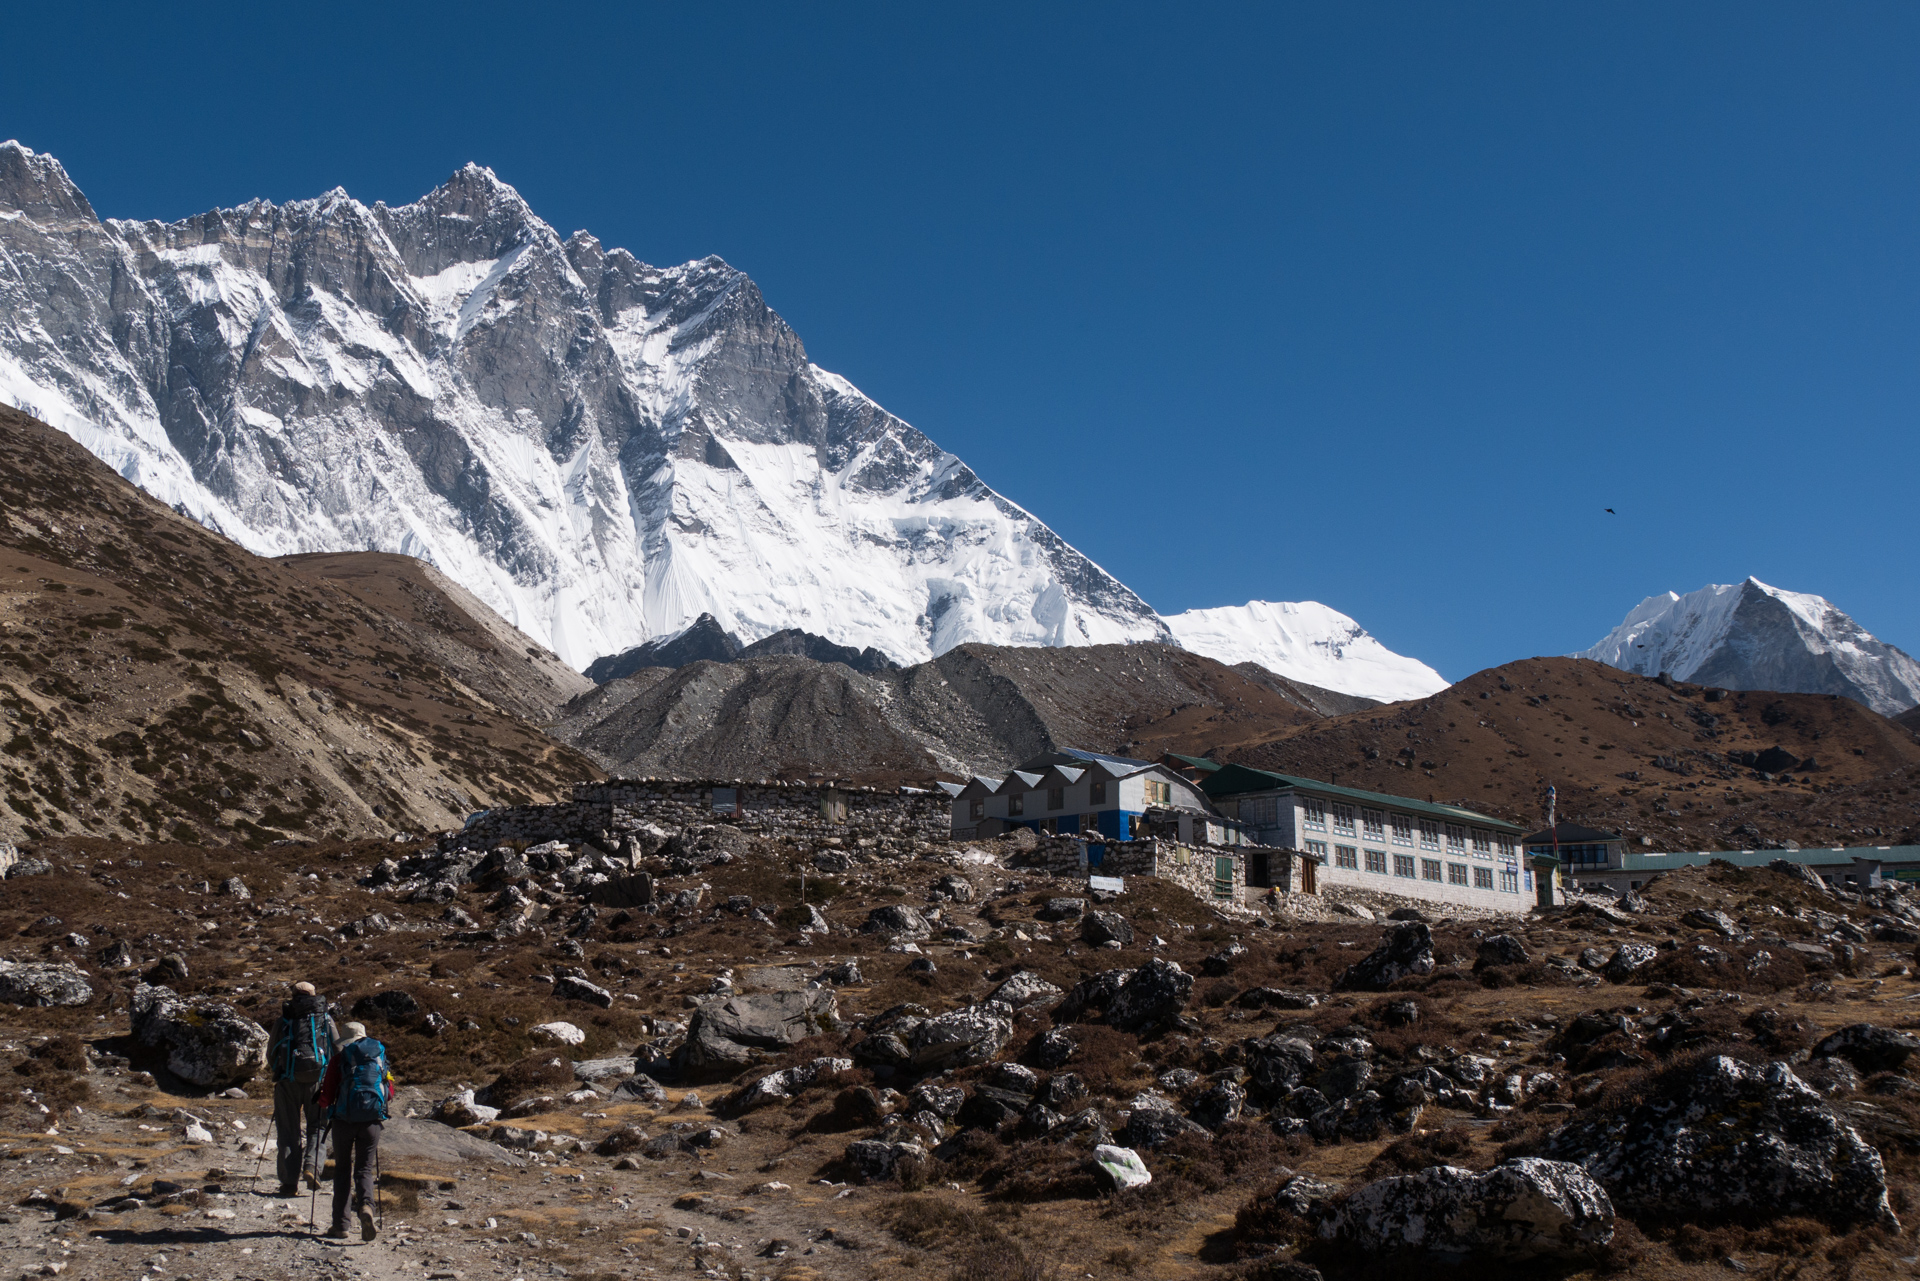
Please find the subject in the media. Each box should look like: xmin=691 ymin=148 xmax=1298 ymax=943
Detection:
xmin=681 ymin=990 xmax=839 ymax=1079
xmin=907 ymin=1002 xmax=1014 ymax=1068
xmin=1603 ymin=943 xmax=1659 ymax=983
xmin=1092 ymin=1144 xmax=1152 ymax=1191
xmin=988 ymin=971 xmax=1064 ymax=1009
xmin=1121 ymin=1105 xmax=1209 ymax=1149
xmin=0 ymin=960 xmax=92 ymax=1007
xmin=722 ymin=1057 xmax=853 ymax=1114
xmin=1319 ymin=1159 xmax=1614 ymax=1260
xmin=130 ymin=984 xmax=268 ymax=1088
xmin=589 ymin=872 xmax=655 ymax=908
xmin=1473 ymin=935 xmax=1530 ymax=971
xmin=1104 ymin=959 xmax=1194 ymax=1034
xmin=1814 ymin=1024 xmax=1920 ymax=1074
xmin=1544 ymin=1055 xmax=1897 ymax=1227
xmin=1245 ymin=1035 xmax=1319 ymax=1099
xmin=844 ymin=1138 xmax=929 ymax=1184
xmin=1057 ymin=968 xmax=1133 ymax=1023
xmin=859 ymin=905 xmax=930 ymax=939
xmin=1337 ymin=923 xmax=1435 ymax=991
xmin=1081 ymin=911 xmax=1134 ymax=946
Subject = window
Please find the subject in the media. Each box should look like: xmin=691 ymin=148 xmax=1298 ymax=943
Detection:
xmin=1393 ymin=853 xmax=1416 ymax=878
xmin=1472 ymin=830 xmax=1492 ymax=855
xmin=1240 ymin=795 xmax=1279 ymax=826
xmin=1305 ymin=839 xmax=1329 ymax=862
xmin=1048 ymin=787 xmax=1064 ymax=811
xmin=1302 ymin=797 xmax=1326 ymax=829
xmin=1334 ymin=844 xmax=1358 ymax=869
xmin=1499 ymin=861 xmax=1520 ymax=893
xmin=1495 ymin=837 xmax=1516 ymax=859
xmin=1008 ymin=793 xmax=1024 ymax=816
xmin=1418 ymin=820 xmax=1440 ymax=850
xmin=1474 ymin=866 xmax=1494 ymax=889
xmin=1391 ymin=814 xmax=1414 ymax=846
xmin=1421 ymin=859 xmax=1442 ymax=882
xmin=1144 ymin=780 xmax=1172 ymax=805
xmin=1447 ymin=862 xmax=1468 ymax=886
xmin=969 ymin=799 xmax=985 ymax=820
xmin=1362 ymin=808 xmax=1385 ymax=840
xmin=1090 ymin=780 xmax=1107 ymax=805
xmin=711 ymin=786 xmax=739 ymax=816
xmin=1364 ymin=848 xmax=1387 ymax=874
xmin=1445 ymin=823 xmax=1466 ymax=851
xmin=1331 ymin=803 xmax=1356 ymax=836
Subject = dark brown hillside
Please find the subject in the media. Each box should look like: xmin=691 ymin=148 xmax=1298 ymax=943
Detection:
xmin=554 ymin=640 xmax=1366 ymax=781
xmin=1235 ymin=656 xmax=1920 ymax=850
xmin=0 ymin=405 xmax=597 ymax=844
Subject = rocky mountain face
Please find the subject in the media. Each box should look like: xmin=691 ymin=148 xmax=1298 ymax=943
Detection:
xmin=554 ymin=641 xmax=1370 ymax=782
xmin=582 ymin=612 xmax=897 ymax=684
xmin=1234 ymin=656 xmax=1920 ymax=851
xmin=0 ymin=404 xmax=596 ymax=844
xmin=1578 ymin=578 xmax=1920 ymax=718
xmin=0 ymin=141 xmax=1172 ymax=672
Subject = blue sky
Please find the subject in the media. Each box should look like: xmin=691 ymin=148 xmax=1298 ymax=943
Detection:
xmin=6 ymin=3 xmax=1918 ymax=680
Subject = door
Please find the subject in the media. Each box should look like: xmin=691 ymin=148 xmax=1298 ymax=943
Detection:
xmin=1213 ymin=856 xmax=1235 ymax=899
xmin=1301 ymin=856 xmax=1316 ymax=894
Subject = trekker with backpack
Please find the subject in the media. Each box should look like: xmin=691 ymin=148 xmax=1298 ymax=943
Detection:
xmin=266 ymin=981 xmax=337 ymax=1197
xmin=314 ymin=1020 xmax=394 ymax=1241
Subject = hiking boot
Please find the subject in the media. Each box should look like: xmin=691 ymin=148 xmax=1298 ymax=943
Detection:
xmin=357 ymin=1206 xmax=377 ymax=1242
xmin=303 ymin=1169 xmax=320 ymax=1191
xmin=323 ymin=1225 xmax=349 ymax=1239
xmin=276 ymin=1184 xmax=297 ymax=1198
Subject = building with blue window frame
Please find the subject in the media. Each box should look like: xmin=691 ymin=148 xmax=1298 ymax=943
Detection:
xmin=941 ymin=748 xmax=1215 ymax=842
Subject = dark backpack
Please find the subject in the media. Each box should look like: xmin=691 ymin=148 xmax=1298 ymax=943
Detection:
xmin=278 ymin=1010 xmax=330 ymax=1079
xmin=330 ymin=1038 xmax=391 ymax=1124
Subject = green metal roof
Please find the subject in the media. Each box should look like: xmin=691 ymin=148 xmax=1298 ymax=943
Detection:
xmin=1618 ymin=845 xmax=1920 ymax=873
xmin=1200 ymin=763 xmax=1525 ymax=833
xmin=1163 ymin=753 xmax=1223 ymax=773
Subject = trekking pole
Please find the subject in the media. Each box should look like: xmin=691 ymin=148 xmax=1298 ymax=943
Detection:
xmin=249 ymin=1109 xmax=277 ymax=1193
xmin=310 ymin=1118 xmax=331 ymax=1231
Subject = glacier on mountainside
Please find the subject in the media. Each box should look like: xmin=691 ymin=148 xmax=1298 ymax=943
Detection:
xmin=1577 ymin=577 xmax=1920 ymax=717
xmin=1160 ymin=599 xmax=1449 ymax=702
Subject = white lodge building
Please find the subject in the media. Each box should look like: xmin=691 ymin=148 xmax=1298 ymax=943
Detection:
xmin=1201 ymin=763 xmax=1536 ymax=911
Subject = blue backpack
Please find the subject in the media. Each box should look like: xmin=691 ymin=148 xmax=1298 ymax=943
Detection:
xmin=330 ymin=1039 xmax=391 ymax=1124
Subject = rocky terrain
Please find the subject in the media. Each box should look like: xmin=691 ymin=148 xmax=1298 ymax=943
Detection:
xmin=555 ymin=641 xmax=1375 ymax=783
xmin=0 ymin=404 xmax=596 ymax=845
xmin=1238 ymin=656 xmax=1920 ymax=851
xmin=5 ymin=812 xmax=1920 ymax=1280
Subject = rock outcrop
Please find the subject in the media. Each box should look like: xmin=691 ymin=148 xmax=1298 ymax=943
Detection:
xmin=130 ymin=984 xmax=269 ymax=1088
xmin=1318 ymin=1159 xmax=1614 ymax=1260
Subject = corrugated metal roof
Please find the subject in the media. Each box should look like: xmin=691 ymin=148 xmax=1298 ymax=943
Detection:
xmin=1201 ymin=763 xmax=1525 ymax=833
xmin=1163 ymin=753 xmax=1223 ymax=773
xmin=1022 ymin=748 xmax=1154 ymax=770
xmin=1620 ymin=846 xmax=1920 ymax=872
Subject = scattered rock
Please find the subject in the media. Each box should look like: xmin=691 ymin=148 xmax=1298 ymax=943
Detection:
xmin=1603 ymin=943 xmax=1659 ymax=983
xmin=1683 ymin=909 xmax=1742 ymax=940
xmin=1474 ymin=935 xmax=1531 ymax=970
xmin=1081 ymin=911 xmax=1134 ymax=947
xmin=352 ymin=989 xmax=421 ymax=1023
xmin=1319 ymin=1158 xmax=1614 ymax=1260
xmin=0 ymin=960 xmax=92 ymax=1007
xmin=988 ymin=971 xmax=1064 ymax=1008
xmin=529 ymin=1022 xmax=586 ymax=1047
xmin=843 ymin=1138 xmax=928 ymax=1184
xmin=1814 ymin=1024 xmax=1920 ymax=1074
xmin=1092 ymin=1144 xmax=1151 ymax=1191
xmin=1545 ymin=1055 xmax=1896 ymax=1227
xmin=1039 ymin=898 xmax=1086 ymax=921
xmin=1032 ymin=1026 xmax=1079 ymax=1068
xmin=859 ymin=905 xmax=931 ymax=939
xmin=1337 ymin=923 xmax=1435 ymax=991
xmin=906 ymin=1002 xmax=1014 ymax=1068
xmin=1104 ymin=959 xmax=1194 ymax=1035
xmin=555 ymin=975 xmax=615 ymax=1008
xmin=682 ymin=990 xmax=840 ymax=1079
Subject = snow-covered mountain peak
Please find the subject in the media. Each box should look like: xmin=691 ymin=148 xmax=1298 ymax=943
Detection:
xmin=0 ymin=145 xmax=1171 ymax=671
xmin=1160 ymin=599 xmax=1449 ymax=702
xmin=1578 ymin=578 xmax=1920 ymax=717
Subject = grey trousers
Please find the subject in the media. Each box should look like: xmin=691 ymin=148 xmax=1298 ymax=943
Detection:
xmin=329 ymin=1120 xmax=381 ymax=1228
xmin=272 ymin=1072 xmax=324 ymax=1190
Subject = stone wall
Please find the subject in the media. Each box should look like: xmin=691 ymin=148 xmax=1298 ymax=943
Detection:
xmin=447 ymin=779 xmax=950 ymax=854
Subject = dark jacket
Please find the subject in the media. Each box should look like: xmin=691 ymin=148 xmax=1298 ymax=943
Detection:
xmin=268 ymin=993 xmax=338 ymax=1082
